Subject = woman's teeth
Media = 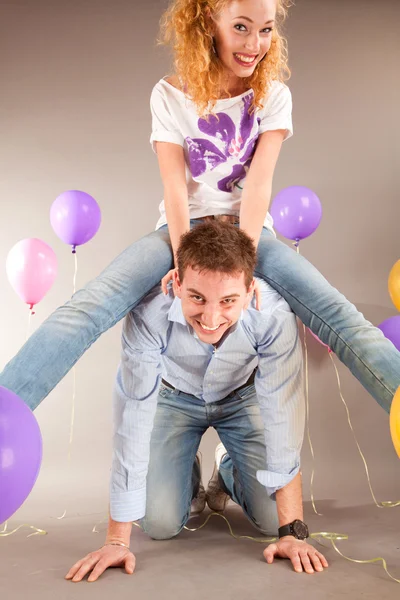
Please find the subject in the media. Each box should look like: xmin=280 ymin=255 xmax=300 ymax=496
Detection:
xmin=234 ymin=53 xmax=257 ymax=63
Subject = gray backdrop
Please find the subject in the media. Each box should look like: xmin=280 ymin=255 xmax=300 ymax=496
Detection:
xmin=1 ymin=0 xmax=399 ymax=527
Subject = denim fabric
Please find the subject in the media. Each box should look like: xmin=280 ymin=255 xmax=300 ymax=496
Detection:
xmin=140 ymin=383 xmax=279 ymax=540
xmin=1 ymin=223 xmax=399 ymax=413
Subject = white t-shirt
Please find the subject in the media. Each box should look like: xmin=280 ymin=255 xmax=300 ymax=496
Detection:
xmin=150 ymin=77 xmax=293 ymax=231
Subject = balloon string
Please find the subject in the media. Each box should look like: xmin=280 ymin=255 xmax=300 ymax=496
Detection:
xmin=92 ymin=515 xmax=108 ymax=534
xmin=73 ymin=252 xmax=78 ymax=294
xmin=26 ymin=308 xmax=33 ymax=341
xmin=56 ymin=369 xmax=76 ymax=521
xmin=296 ymin=235 xmax=398 ymax=510
xmin=328 ymin=352 xmax=400 ymax=508
xmin=302 ymin=323 xmax=322 ymax=515
xmin=294 ymin=241 xmax=321 ymax=515
xmin=57 ymin=254 xmax=78 ymax=519
xmin=313 ymin=532 xmax=400 ymax=584
xmin=0 ymin=523 xmax=47 ymax=538
xmin=132 ymin=514 xmax=400 ymax=583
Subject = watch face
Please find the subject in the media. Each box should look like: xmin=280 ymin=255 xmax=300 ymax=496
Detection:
xmin=292 ymin=520 xmax=309 ymax=539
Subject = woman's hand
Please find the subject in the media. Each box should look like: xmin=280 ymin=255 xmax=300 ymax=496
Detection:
xmin=253 ymin=279 xmax=262 ymax=310
xmin=161 ymin=268 xmax=178 ymax=295
xmin=65 ymin=544 xmax=136 ymax=583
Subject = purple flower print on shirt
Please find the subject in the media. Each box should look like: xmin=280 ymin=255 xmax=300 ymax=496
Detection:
xmin=185 ymin=93 xmax=260 ymax=192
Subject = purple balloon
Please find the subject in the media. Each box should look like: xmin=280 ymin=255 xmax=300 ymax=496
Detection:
xmin=50 ymin=190 xmax=101 ymax=253
xmin=0 ymin=387 xmax=42 ymax=524
xmin=270 ymin=185 xmax=322 ymax=242
xmin=378 ymin=316 xmax=400 ymax=351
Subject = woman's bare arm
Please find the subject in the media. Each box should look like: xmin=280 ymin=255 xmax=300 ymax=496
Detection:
xmin=239 ymin=129 xmax=286 ymax=247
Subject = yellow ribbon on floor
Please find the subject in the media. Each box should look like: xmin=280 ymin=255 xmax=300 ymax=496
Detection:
xmin=182 ymin=512 xmax=400 ymax=584
xmin=0 ymin=521 xmax=46 ymax=538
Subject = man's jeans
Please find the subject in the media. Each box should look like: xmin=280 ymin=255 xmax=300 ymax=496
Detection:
xmin=1 ymin=224 xmax=399 ymax=413
xmin=140 ymin=382 xmax=279 ymax=540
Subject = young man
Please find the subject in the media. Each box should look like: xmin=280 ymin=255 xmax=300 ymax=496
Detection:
xmin=66 ymin=221 xmax=328 ymax=582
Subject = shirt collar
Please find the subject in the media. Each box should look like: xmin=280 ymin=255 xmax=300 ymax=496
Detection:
xmin=167 ymin=297 xmax=188 ymax=327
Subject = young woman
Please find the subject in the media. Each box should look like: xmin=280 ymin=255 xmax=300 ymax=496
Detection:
xmin=1 ymin=0 xmax=399 ymax=413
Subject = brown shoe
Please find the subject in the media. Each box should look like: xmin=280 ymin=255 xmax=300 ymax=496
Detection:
xmin=206 ymin=443 xmax=230 ymax=512
xmin=190 ymin=453 xmax=206 ymax=516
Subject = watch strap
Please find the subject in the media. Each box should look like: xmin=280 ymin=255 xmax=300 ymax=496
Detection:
xmin=278 ymin=523 xmax=293 ymax=539
xmin=278 ymin=519 xmax=309 ymax=540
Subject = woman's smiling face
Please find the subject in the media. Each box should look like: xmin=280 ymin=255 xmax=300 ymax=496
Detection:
xmin=211 ymin=0 xmax=277 ymax=92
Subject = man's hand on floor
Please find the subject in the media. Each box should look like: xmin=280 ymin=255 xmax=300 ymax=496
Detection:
xmin=263 ymin=537 xmax=329 ymax=574
xmin=65 ymin=544 xmax=136 ymax=582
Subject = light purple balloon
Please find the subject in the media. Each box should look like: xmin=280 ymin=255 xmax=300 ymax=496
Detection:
xmin=378 ymin=316 xmax=400 ymax=352
xmin=50 ymin=190 xmax=101 ymax=253
xmin=270 ymin=185 xmax=322 ymax=242
xmin=0 ymin=387 xmax=43 ymax=524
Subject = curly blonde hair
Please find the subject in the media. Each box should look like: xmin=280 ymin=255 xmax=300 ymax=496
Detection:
xmin=159 ymin=0 xmax=293 ymax=116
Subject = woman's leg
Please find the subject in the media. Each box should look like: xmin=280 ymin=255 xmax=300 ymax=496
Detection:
xmin=0 ymin=228 xmax=173 ymax=410
xmin=255 ymin=229 xmax=400 ymax=413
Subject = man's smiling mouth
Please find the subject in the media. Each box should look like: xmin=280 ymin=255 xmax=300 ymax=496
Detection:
xmin=196 ymin=321 xmax=225 ymax=331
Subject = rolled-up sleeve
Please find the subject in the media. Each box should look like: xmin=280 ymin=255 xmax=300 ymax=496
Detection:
xmin=255 ymin=301 xmax=305 ymax=497
xmin=258 ymin=82 xmax=293 ymax=141
xmin=110 ymin=310 xmax=163 ymax=522
xmin=149 ymin=85 xmax=185 ymax=152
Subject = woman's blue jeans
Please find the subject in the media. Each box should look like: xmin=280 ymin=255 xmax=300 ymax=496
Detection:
xmin=1 ymin=223 xmax=399 ymax=413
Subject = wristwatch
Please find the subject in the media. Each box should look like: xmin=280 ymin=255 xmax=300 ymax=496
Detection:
xmin=278 ymin=519 xmax=309 ymax=540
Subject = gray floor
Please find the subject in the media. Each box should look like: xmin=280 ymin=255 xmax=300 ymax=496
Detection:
xmin=1 ymin=500 xmax=399 ymax=600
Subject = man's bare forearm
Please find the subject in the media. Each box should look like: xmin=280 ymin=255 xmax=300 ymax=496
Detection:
xmin=105 ymin=514 xmax=133 ymax=547
xmin=275 ymin=471 xmax=303 ymax=527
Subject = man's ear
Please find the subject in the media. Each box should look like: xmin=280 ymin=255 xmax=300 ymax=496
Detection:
xmin=243 ymin=278 xmax=256 ymax=310
xmin=173 ymin=269 xmax=182 ymax=298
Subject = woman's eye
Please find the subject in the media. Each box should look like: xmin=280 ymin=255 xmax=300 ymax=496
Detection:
xmin=234 ymin=24 xmax=247 ymax=32
xmin=262 ymin=27 xmax=272 ymax=34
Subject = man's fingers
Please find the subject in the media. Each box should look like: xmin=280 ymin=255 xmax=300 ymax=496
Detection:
xmin=71 ymin=556 xmax=99 ymax=582
xmin=263 ymin=544 xmax=277 ymax=564
xmin=299 ymin=551 xmax=314 ymax=574
xmin=315 ymin=550 xmax=329 ymax=568
xmin=289 ymin=551 xmax=303 ymax=573
xmin=309 ymin=553 xmax=324 ymax=572
xmin=87 ymin=559 xmax=110 ymax=583
xmin=65 ymin=557 xmax=89 ymax=580
xmin=124 ymin=554 xmax=136 ymax=574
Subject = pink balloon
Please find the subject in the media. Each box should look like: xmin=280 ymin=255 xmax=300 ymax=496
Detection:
xmin=308 ymin=328 xmax=332 ymax=352
xmin=6 ymin=239 xmax=58 ymax=308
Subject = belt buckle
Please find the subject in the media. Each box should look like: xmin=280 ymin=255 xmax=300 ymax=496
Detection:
xmin=215 ymin=215 xmax=239 ymax=225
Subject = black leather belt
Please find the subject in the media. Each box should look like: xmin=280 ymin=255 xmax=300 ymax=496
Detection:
xmin=229 ymin=368 xmax=256 ymax=395
xmin=161 ymin=368 xmax=256 ymax=395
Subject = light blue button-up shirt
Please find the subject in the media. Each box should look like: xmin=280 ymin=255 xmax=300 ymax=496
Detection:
xmin=110 ymin=279 xmax=304 ymax=522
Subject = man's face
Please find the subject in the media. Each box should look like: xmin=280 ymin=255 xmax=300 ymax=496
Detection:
xmin=174 ymin=266 xmax=255 ymax=345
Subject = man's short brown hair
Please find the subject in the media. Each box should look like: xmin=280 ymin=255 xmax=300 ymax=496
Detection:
xmin=177 ymin=221 xmax=256 ymax=288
